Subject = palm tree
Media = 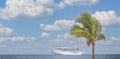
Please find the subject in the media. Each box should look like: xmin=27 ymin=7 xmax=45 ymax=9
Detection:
xmin=70 ymin=13 xmax=105 ymax=59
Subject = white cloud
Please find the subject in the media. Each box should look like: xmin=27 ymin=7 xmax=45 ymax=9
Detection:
xmin=0 ymin=0 xmax=64 ymax=19
xmin=0 ymin=23 xmax=13 ymax=36
xmin=62 ymin=0 xmax=98 ymax=6
xmin=40 ymin=19 xmax=74 ymax=31
xmin=0 ymin=23 xmax=36 ymax=42
xmin=41 ymin=32 xmax=50 ymax=38
xmin=0 ymin=37 xmax=10 ymax=42
xmin=57 ymin=2 xmax=65 ymax=8
xmin=93 ymin=10 xmax=120 ymax=26
xmin=110 ymin=37 xmax=120 ymax=41
xmin=0 ymin=36 xmax=36 ymax=42
xmin=11 ymin=36 xmax=35 ymax=42
xmin=54 ymin=33 xmax=70 ymax=42
xmin=97 ymin=36 xmax=120 ymax=46
xmin=0 ymin=45 xmax=7 ymax=48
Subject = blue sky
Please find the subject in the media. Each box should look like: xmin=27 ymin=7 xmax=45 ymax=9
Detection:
xmin=0 ymin=0 xmax=120 ymax=54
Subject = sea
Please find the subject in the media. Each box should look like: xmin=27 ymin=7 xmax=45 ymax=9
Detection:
xmin=0 ymin=54 xmax=120 ymax=59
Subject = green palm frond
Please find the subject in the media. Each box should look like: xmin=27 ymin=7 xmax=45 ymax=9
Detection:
xmin=70 ymin=27 xmax=91 ymax=40
xmin=76 ymin=13 xmax=92 ymax=29
xmin=95 ymin=33 xmax=105 ymax=41
xmin=75 ymin=13 xmax=96 ymax=35
xmin=94 ymin=18 xmax=101 ymax=35
xmin=75 ymin=30 xmax=90 ymax=38
xmin=70 ymin=25 xmax=83 ymax=35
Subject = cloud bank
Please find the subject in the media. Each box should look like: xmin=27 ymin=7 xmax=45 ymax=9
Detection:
xmin=93 ymin=10 xmax=120 ymax=26
xmin=40 ymin=19 xmax=74 ymax=31
xmin=0 ymin=23 xmax=13 ymax=36
xmin=0 ymin=0 xmax=63 ymax=19
xmin=41 ymin=32 xmax=50 ymax=38
xmin=0 ymin=0 xmax=99 ymax=19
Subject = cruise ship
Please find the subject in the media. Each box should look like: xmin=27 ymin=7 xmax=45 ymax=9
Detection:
xmin=52 ymin=47 xmax=83 ymax=55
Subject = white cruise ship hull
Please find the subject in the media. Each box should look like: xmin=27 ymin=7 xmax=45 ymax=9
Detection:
xmin=53 ymin=50 xmax=83 ymax=55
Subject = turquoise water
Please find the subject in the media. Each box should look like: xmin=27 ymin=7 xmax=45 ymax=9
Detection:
xmin=0 ymin=54 xmax=119 ymax=59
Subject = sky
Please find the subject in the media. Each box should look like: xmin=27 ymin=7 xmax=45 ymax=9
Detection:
xmin=0 ymin=0 xmax=120 ymax=54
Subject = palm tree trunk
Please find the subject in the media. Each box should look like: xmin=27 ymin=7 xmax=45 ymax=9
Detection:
xmin=92 ymin=42 xmax=95 ymax=59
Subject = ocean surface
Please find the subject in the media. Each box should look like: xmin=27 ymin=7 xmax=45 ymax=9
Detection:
xmin=0 ymin=54 xmax=120 ymax=59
